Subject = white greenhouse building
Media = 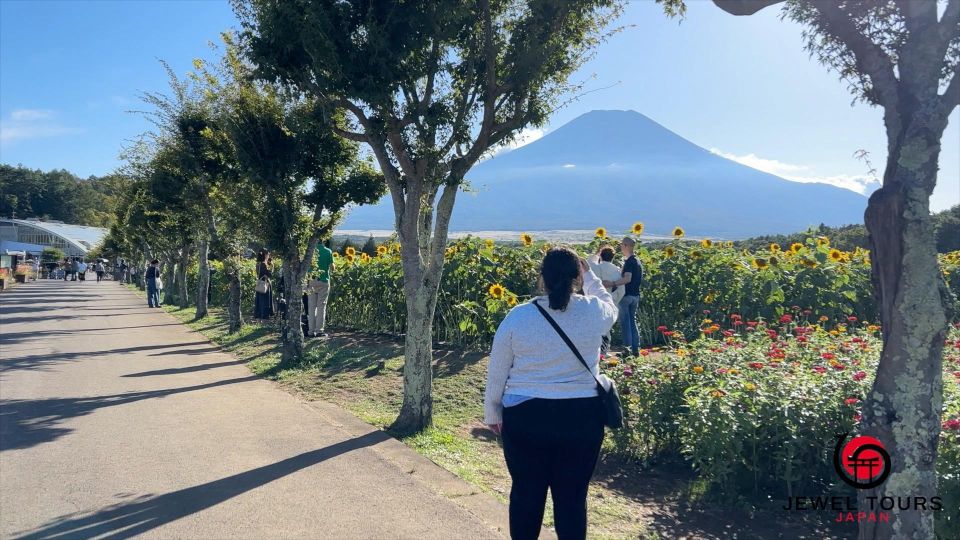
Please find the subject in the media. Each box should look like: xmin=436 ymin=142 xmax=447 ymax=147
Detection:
xmin=0 ymin=219 xmax=107 ymax=258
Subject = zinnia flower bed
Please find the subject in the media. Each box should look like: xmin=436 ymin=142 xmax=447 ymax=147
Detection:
xmin=606 ymin=314 xmax=960 ymax=533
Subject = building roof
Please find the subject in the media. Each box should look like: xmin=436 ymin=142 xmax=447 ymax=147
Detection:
xmin=0 ymin=219 xmax=108 ymax=253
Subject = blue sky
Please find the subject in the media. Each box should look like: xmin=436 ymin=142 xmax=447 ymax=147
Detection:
xmin=1 ymin=0 xmax=957 ymax=211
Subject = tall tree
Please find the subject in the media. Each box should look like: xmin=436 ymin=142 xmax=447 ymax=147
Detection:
xmin=235 ymin=0 xmax=626 ymax=433
xmin=221 ymin=66 xmax=383 ymax=363
xmin=688 ymin=1 xmax=958 ymax=537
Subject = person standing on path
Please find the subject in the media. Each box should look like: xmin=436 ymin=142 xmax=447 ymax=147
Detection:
xmin=253 ymin=250 xmax=274 ymax=321
xmin=604 ymin=237 xmax=643 ymax=357
xmin=306 ymin=240 xmax=333 ymax=338
xmin=484 ymin=247 xmax=617 ymax=540
xmin=95 ymin=261 xmax=105 ymax=282
xmin=588 ymin=245 xmax=623 ymax=356
xmin=145 ymin=259 xmax=161 ymax=308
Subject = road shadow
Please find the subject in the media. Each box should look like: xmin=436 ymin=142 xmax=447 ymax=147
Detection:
xmin=0 ymin=324 xmax=184 ymax=346
xmin=122 ymin=359 xmax=245 ymax=378
xmin=0 ymin=375 xmax=260 ymax=452
xmin=11 ymin=430 xmax=391 ymax=539
xmin=0 ymin=341 xmax=210 ymax=374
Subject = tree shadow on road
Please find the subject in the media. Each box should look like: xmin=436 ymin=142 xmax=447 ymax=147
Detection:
xmin=0 ymin=375 xmax=259 ymax=452
xmin=0 ymin=341 xmax=210 ymax=374
xmin=10 ymin=430 xmax=390 ymax=540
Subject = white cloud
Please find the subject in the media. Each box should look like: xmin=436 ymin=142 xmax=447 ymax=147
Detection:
xmin=0 ymin=109 xmax=81 ymax=144
xmin=709 ymin=148 xmax=879 ymax=194
xmin=10 ymin=109 xmax=54 ymax=121
xmin=562 ymin=164 xmax=575 ymax=168
xmin=483 ymin=127 xmax=546 ymax=160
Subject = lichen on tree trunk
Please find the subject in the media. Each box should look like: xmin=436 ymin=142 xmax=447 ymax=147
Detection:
xmin=280 ymin=261 xmax=306 ymax=366
xmin=859 ymin=126 xmax=949 ymax=539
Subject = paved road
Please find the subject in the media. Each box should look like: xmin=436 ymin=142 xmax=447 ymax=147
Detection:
xmin=0 ymin=279 xmax=506 ymax=539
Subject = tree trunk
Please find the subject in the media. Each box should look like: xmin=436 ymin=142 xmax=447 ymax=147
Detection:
xmin=858 ymin=119 xmax=949 ymax=539
xmin=195 ymin=238 xmax=210 ymax=319
xmin=280 ymin=260 xmax=306 ymax=366
xmin=162 ymin=257 xmax=176 ymax=306
xmin=391 ymin=274 xmax=441 ymax=434
xmin=177 ymin=256 xmax=190 ymax=309
xmin=227 ymin=263 xmax=243 ymax=333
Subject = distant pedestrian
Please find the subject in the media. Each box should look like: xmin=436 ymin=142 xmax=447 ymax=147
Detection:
xmin=253 ymin=250 xmax=274 ymax=321
xmin=145 ymin=259 xmax=161 ymax=308
xmin=484 ymin=247 xmax=618 ymax=540
xmin=62 ymin=258 xmax=70 ymax=281
xmin=78 ymin=260 xmax=87 ymax=281
xmin=70 ymin=258 xmax=79 ymax=281
xmin=306 ymin=240 xmax=334 ymax=338
xmin=603 ymin=237 xmax=643 ymax=357
xmin=95 ymin=261 xmax=105 ymax=282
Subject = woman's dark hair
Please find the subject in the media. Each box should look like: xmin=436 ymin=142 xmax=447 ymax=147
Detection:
xmin=599 ymin=246 xmax=615 ymax=262
xmin=257 ymin=249 xmax=268 ymax=263
xmin=151 ymin=259 xmax=159 ymax=265
xmin=541 ymin=247 xmax=580 ymax=311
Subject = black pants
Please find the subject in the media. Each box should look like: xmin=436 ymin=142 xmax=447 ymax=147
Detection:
xmin=502 ymin=396 xmax=604 ymax=540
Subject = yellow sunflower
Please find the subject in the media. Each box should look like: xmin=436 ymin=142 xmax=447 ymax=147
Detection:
xmin=507 ymin=295 xmax=518 ymax=307
xmin=700 ymin=238 xmax=712 ymax=248
xmin=769 ymin=255 xmax=779 ymax=266
xmin=672 ymin=226 xmax=685 ymax=238
xmin=632 ymin=222 xmax=645 ymax=235
xmin=360 ymin=253 xmax=371 ymax=263
xmin=704 ymin=292 xmax=715 ymax=303
xmin=332 ymin=252 xmax=341 ymax=259
xmin=376 ymin=245 xmax=388 ymax=256
xmin=829 ymin=248 xmax=843 ymax=262
xmin=752 ymin=257 xmax=769 ymax=269
xmin=521 ymin=233 xmax=533 ymax=246
xmin=488 ymin=283 xmax=506 ymax=299
xmin=345 ymin=246 xmax=356 ymax=257
xmin=595 ymin=227 xmax=608 ymax=238
xmin=691 ymin=250 xmax=703 ymax=259
xmin=769 ymin=243 xmax=781 ymax=253
xmin=802 ymin=258 xmax=818 ymax=268
xmin=485 ymin=239 xmax=494 ymax=249
xmin=664 ymin=246 xmax=675 ymax=258
xmin=790 ymin=242 xmax=804 ymax=253
xmin=345 ymin=254 xmax=356 ymax=264
xmin=817 ymin=236 xmax=830 ymax=246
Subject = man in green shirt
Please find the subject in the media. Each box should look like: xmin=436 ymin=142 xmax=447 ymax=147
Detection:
xmin=307 ymin=240 xmax=334 ymax=338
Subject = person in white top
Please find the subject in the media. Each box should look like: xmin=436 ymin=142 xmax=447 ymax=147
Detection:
xmin=484 ymin=246 xmax=617 ymax=540
xmin=588 ymin=245 xmax=623 ymax=355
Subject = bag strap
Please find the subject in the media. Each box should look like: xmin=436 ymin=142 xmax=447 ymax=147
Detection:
xmin=532 ymin=300 xmax=607 ymax=394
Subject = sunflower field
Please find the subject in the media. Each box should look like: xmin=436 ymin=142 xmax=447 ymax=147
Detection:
xmin=327 ymin=227 xmax=960 ymax=350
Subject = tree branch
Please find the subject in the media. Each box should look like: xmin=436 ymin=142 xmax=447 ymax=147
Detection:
xmin=810 ymin=1 xmax=901 ymax=112
xmin=938 ymin=64 xmax=960 ymax=115
xmin=713 ymin=0 xmax=784 ymax=16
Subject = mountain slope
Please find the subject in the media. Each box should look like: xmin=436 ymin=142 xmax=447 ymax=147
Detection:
xmin=341 ymin=110 xmax=867 ymax=238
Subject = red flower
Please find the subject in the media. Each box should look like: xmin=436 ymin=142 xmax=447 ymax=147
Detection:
xmin=766 ymin=329 xmax=778 ymax=339
xmin=833 ymin=363 xmax=847 ymax=371
xmin=640 ymin=349 xmax=650 ymax=357
xmin=797 ymin=336 xmax=808 ymax=343
xmin=623 ymin=366 xmax=633 ymax=377
xmin=813 ymin=366 xmax=827 ymax=374
xmin=853 ymin=371 xmax=867 ymax=381
xmin=722 ymin=330 xmax=734 ymax=337
xmin=844 ymin=398 xmax=859 ymax=405
xmin=730 ymin=313 xmax=742 ymax=320
xmin=747 ymin=321 xmax=758 ymax=328
xmin=847 ymin=316 xmax=858 ymax=323
xmin=821 ymin=352 xmax=835 ymax=360
xmin=943 ymin=419 xmax=960 ymax=431
xmin=657 ymin=325 xmax=668 ymax=332
xmin=733 ymin=320 xmax=743 ymax=326
xmin=716 ymin=368 xmax=728 ymax=374
xmin=748 ymin=362 xmax=764 ymax=369
xmin=853 ymin=413 xmax=862 ymax=423
xmin=662 ymin=331 xmax=674 ymax=337
xmin=779 ymin=314 xmax=793 ymax=324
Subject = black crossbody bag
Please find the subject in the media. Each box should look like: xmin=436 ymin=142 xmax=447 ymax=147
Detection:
xmin=533 ymin=301 xmax=624 ymax=430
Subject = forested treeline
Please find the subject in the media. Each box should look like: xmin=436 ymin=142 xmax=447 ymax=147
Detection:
xmin=0 ymin=164 xmax=127 ymax=226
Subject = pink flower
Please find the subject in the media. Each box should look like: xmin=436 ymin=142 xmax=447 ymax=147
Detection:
xmin=844 ymin=398 xmax=859 ymax=405
xmin=779 ymin=314 xmax=793 ymax=324
xmin=943 ymin=419 xmax=960 ymax=431
xmin=748 ymin=362 xmax=764 ymax=370
xmin=623 ymin=366 xmax=633 ymax=377
xmin=847 ymin=316 xmax=858 ymax=323
xmin=821 ymin=352 xmax=835 ymax=360
xmin=853 ymin=414 xmax=862 ymax=423
xmin=853 ymin=371 xmax=867 ymax=381
xmin=833 ymin=363 xmax=847 ymax=371
xmin=812 ymin=366 xmax=827 ymax=374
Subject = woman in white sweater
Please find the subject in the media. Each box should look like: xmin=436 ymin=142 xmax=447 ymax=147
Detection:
xmin=484 ymin=247 xmax=617 ymax=540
